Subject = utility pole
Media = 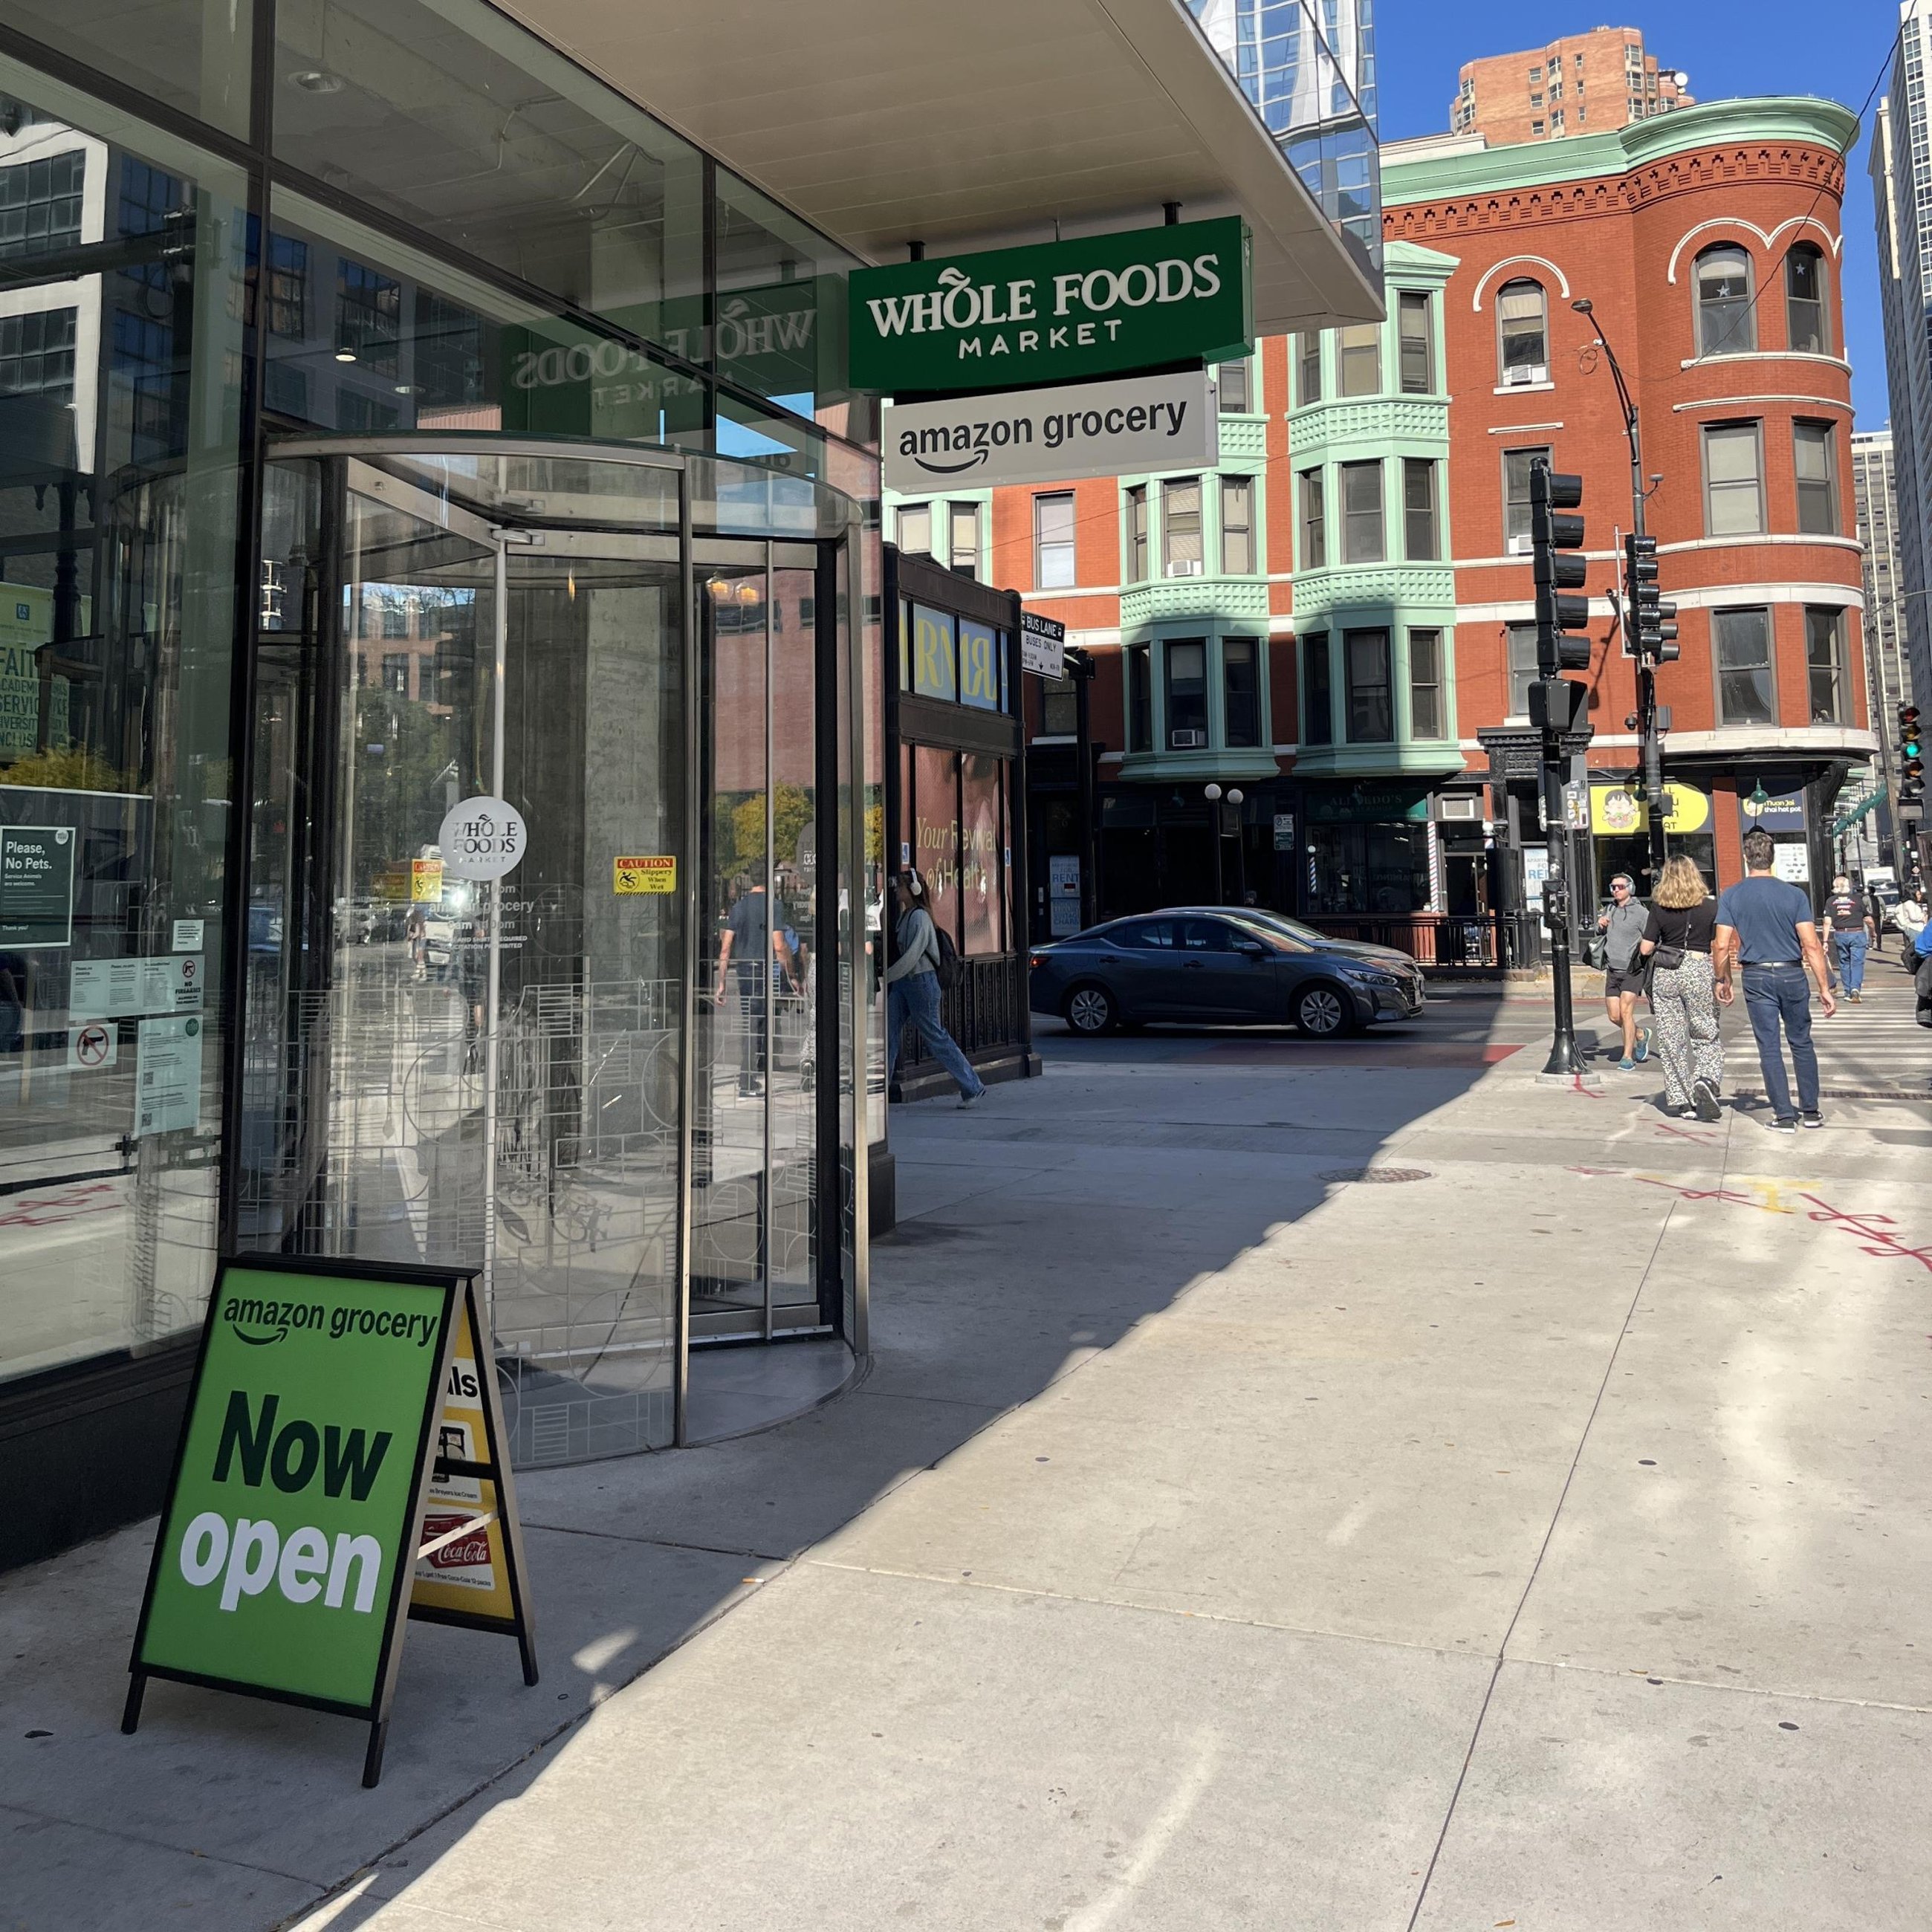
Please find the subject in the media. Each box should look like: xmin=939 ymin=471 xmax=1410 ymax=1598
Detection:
xmin=1063 ymin=646 xmax=1098 ymax=931
xmin=1571 ymin=299 xmax=1673 ymax=891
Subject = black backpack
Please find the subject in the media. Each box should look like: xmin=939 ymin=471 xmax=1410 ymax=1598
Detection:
xmin=932 ymin=920 xmax=962 ymax=992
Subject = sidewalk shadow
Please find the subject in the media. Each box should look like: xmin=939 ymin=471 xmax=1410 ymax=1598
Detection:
xmin=0 ymin=1011 xmax=1512 ymax=1932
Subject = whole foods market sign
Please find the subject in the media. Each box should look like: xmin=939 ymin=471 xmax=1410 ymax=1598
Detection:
xmin=883 ymin=371 xmax=1216 ymax=493
xmin=850 ymin=218 xmax=1251 ymax=393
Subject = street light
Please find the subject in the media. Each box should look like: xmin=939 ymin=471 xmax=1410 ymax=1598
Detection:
xmin=1203 ymin=785 xmax=1224 ymax=903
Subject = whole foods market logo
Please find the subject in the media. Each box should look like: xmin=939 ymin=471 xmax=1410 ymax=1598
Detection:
xmin=865 ymin=253 xmax=1226 ymax=371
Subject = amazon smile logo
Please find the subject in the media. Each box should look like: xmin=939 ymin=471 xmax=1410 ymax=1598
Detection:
xmin=223 ymin=1294 xmax=324 ymax=1346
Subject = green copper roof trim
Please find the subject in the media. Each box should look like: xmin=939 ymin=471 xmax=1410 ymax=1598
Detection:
xmin=1384 ymin=96 xmax=1859 ymax=207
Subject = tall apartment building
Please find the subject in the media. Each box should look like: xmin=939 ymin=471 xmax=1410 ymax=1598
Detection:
xmin=1450 ymin=27 xmax=1690 ymax=145
xmin=1852 ymin=429 xmax=1918 ymax=865
xmin=1872 ymin=6 xmax=1932 ymax=731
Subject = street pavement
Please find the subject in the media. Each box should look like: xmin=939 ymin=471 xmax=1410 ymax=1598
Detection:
xmin=3 ymin=968 xmax=1930 ymax=1931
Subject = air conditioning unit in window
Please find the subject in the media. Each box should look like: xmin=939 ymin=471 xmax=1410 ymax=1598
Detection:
xmin=1439 ymin=795 xmax=1483 ymax=821
xmin=1508 ymin=534 xmax=1534 ymax=555
xmin=1504 ymin=364 xmax=1549 ymax=386
xmin=1167 ymin=558 xmax=1204 ymax=577
xmin=1170 ymin=729 xmax=1209 ymax=748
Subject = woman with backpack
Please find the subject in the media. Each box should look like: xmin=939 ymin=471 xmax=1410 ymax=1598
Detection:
xmin=884 ymin=867 xmax=985 ymax=1106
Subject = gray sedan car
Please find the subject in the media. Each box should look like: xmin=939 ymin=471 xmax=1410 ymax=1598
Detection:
xmin=1028 ymin=907 xmax=1426 ymax=1037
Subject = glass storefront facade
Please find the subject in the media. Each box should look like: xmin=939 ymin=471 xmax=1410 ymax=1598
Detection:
xmin=0 ymin=0 xmax=883 ymax=1561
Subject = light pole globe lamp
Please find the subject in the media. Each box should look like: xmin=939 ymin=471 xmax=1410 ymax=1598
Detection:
xmin=1226 ymin=788 xmax=1244 ymax=805
xmin=1203 ymin=783 xmax=1222 ymax=802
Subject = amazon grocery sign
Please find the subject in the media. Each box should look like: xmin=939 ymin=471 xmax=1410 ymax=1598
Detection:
xmin=882 ymin=371 xmax=1217 ymax=493
xmin=849 ymin=218 xmax=1251 ymax=394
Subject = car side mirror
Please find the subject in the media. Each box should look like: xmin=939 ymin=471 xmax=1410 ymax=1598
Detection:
xmin=1234 ymin=938 xmax=1266 ymax=959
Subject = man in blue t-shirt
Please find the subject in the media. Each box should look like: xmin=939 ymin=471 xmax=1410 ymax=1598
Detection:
xmin=1714 ymin=828 xmax=1837 ymax=1131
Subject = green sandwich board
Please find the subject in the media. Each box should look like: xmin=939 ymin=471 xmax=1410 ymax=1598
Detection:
xmin=125 ymin=1257 xmax=537 ymax=1786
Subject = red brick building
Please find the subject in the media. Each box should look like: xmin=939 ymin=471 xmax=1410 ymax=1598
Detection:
xmin=1450 ymin=26 xmax=1691 ymax=146
xmin=885 ymin=95 xmax=1869 ymax=943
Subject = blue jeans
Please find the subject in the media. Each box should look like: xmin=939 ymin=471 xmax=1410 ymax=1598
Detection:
xmin=887 ymin=970 xmax=984 ymax=1099
xmin=1741 ymin=962 xmax=1819 ymax=1121
xmin=1832 ymin=931 xmax=1868 ymax=993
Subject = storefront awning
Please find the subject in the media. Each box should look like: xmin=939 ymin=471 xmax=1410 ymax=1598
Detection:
xmin=499 ymin=0 xmax=1384 ymax=334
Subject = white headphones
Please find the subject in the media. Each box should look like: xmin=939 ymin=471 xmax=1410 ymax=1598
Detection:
xmin=905 ymin=869 xmax=924 ymax=898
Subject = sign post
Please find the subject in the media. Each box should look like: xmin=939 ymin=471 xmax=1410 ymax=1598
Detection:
xmin=125 ymin=1258 xmax=537 ymax=1786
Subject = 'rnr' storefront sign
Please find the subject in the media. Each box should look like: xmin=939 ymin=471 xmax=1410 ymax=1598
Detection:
xmin=849 ymin=218 xmax=1252 ymax=393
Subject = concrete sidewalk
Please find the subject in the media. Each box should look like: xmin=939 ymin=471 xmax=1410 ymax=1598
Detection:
xmin=5 ymin=1005 xmax=1931 ymax=1930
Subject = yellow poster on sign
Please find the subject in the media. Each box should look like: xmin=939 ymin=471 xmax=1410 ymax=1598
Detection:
xmin=1589 ymin=782 xmax=1711 ymax=836
xmin=410 ymin=1294 xmax=516 ymax=1624
xmin=613 ymin=855 xmax=676 ymax=894
xmin=410 ymin=858 xmax=445 ymax=902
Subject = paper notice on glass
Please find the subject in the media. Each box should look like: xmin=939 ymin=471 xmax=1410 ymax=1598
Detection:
xmin=70 ymin=958 xmax=147 ymax=1019
xmin=135 ymin=1016 xmax=204 ymax=1135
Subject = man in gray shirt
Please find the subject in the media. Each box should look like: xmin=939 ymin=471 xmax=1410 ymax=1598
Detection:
xmin=1597 ymin=872 xmax=1652 ymax=1071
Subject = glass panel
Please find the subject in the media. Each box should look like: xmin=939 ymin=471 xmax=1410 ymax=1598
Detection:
xmin=1337 ymin=322 xmax=1381 ymax=396
xmin=958 ymin=617 xmax=999 ymax=711
xmin=1794 ymin=423 xmax=1837 ymax=535
xmin=1221 ymin=476 xmax=1254 ymax=574
xmin=273 ymin=0 xmax=714 ymax=361
xmin=1696 ymin=247 xmax=1755 ymax=354
xmin=1345 ymin=629 xmax=1393 ymax=743
xmin=0 ymin=73 xmax=247 ymax=1384
xmin=268 ymin=187 xmax=708 ymax=448
xmin=897 ymin=505 xmax=930 ymax=556
xmin=3 ymin=1 xmax=250 ymax=136
xmin=1302 ymin=634 xmax=1333 ymax=745
xmin=1497 ymin=281 xmax=1546 ymax=377
xmin=1704 ymin=424 xmax=1763 ymax=536
xmin=1403 ymin=458 xmax=1437 ymax=560
xmin=1341 ymin=460 xmax=1383 ymax=563
xmin=1224 ymin=637 xmax=1261 ymax=748
xmin=1786 ymin=247 xmax=1826 ymax=354
xmin=1034 ymin=492 xmax=1075 ymax=589
xmin=1805 ymin=608 xmax=1843 ymax=724
xmin=948 ymin=502 xmax=979 ymax=577
xmin=1162 ymin=479 xmax=1202 ymax=570
xmin=1126 ymin=644 xmax=1150 ymax=751
xmin=1216 ymin=358 xmax=1252 ymax=412
xmin=1127 ymin=484 xmax=1148 ymax=581
xmin=910 ymin=604 xmax=955 ymax=701
xmin=1164 ymin=639 xmax=1208 ymax=745
xmin=1508 ymin=623 xmax=1539 ymax=716
xmin=715 ymin=168 xmax=854 ymax=415
xmin=1409 ymin=629 xmax=1443 ymax=739
xmin=1299 ymin=468 xmax=1326 ymax=568
xmin=1715 ymin=608 xmax=1774 ymax=724
xmin=912 ymin=745 xmax=960 ymax=945
xmin=961 ymin=754 xmax=1002 ymax=954
xmin=1504 ymin=447 xmax=1550 ymax=542
xmin=1297 ymin=333 xmax=1322 ymax=406
xmin=1398 ymin=291 xmax=1432 ymax=392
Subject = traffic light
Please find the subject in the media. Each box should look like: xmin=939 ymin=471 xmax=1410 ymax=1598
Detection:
xmin=1902 ymin=704 xmax=1925 ymax=810
xmin=1623 ymin=533 xmax=1679 ymax=662
xmin=1531 ymin=463 xmax=1591 ymax=676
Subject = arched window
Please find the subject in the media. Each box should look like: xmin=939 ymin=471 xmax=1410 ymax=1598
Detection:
xmin=1694 ymin=244 xmax=1755 ymax=355
xmin=1495 ymin=278 xmax=1548 ymax=383
xmin=1784 ymin=242 xmax=1829 ymax=354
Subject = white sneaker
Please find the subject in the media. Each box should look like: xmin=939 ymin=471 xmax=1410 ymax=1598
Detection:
xmin=958 ymin=1089 xmax=984 ymax=1109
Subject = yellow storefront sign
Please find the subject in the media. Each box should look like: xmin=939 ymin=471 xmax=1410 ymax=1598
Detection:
xmin=410 ymin=858 xmax=444 ymax=901
xmin=613 ymin=854 xmax=676 ymax=894
xmin=1589 ymin=782 xmax=1711 ymax=836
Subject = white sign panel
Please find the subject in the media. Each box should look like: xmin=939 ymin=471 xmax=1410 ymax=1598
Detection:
xmin=883 ymin=370 xmax=1217 ymax=493
xmin=1021 ymin=611 xmax=1066 ymax=680
xmin=135 ymin=1015 xmax=203 ymax=1135
xmin=438 ymin=797 xmax=527 ymax=881
xmin=70 ymin=954 xmax=203 ymax=1020
xmin=1272 ymin=812 xmax=1297 ymax=852
xmin=1771 ymin=841 xmax=1809 ymax=885
xmin=171 ymin=918 xmax=204 ymax=951
xmin=1048 ymin=854 xmax=1081 ymax=936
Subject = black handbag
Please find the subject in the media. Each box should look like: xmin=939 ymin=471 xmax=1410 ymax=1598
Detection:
xmin=1650 ymin=944 xmax=1686 ymax=973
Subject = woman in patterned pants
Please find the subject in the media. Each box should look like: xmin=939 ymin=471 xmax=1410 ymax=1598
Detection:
xmin=1638 ymin=855 xmax=1724 ymax=1121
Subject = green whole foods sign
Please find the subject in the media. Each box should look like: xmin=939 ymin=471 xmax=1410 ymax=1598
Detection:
xmin=129 ymin=1261 xmax=456 ymax=1726
xmin=849 ymin=218 xmax=1252 ymax=393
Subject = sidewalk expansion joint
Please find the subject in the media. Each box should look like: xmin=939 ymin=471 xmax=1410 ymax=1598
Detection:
xmin=0 ymin=1798 xmax=327 ymax=1893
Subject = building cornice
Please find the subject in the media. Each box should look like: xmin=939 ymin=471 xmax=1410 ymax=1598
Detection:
xmin=1383 ymin=96 xmax=1858 ymax=209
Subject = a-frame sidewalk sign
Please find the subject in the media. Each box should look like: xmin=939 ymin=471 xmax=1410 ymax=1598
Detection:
xmin=123 ymin=1255 xmax=537 ymax=1786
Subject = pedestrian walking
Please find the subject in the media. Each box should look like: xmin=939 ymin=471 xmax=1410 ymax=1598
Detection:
xmin=1638 ymin=856 xmax=1722 ymax=1121
xmin=1821 ymin=874 xmax=1875 ymax=1000
xmin=1595 ymin=873 xmax=1652 ymax=1070
xmin=1713 ymin=828 xmax=1837 ymax=1132
xmin=1896 ymin=885 xmax=1928 ymax=959
xmin=884 ymin=868 xmax=985 ymax=1107
xmin=714 ymin=876 xmax=797 ymax=1097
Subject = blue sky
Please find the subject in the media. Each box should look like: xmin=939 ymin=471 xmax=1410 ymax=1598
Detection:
xmin=1371 ymin=1 xmax=1897 ymax=426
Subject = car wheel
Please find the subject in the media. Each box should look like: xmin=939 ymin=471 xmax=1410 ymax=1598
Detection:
xmin=1294 ymin=981 xmax=1352 ymax=1038
xmin=1065 ymin=982 xmax=1118 ymax=1035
